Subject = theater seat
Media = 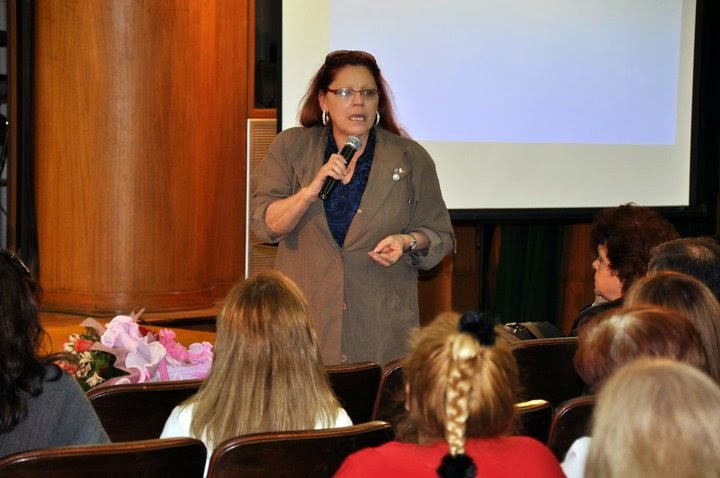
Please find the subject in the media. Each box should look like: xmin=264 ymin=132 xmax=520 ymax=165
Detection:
xmin=371 ymin=357 xmax=405 ymax=426
xmin=546 ymin=395 xmax=596 ymax=460
xmin=0 ymin=437 xmax=206 ymax=478
xmin=515 ymin=399 xmax=553 ymax=443
xmin=206 ymin=421 xmax=394 ymax=478
xmin=326 ymin=361 xmax=382 ymax=424
xmin=510 ymin=337 xmax=585 ymax=406
xmin=86 ymin=379 xmax=204 ymax=442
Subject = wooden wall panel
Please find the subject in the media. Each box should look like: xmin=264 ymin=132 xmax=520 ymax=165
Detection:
xmin=204 ymin=0 xmax=250 ymax=302
xmin=559 ymin=223 xmax=594 ymax=332
xmin=246 ymin=118 xmax=278 ymax=276
xmin=418 ymin=255 xmax=454 ymax=326
xmin=450 ymin=224 xmax=480 ymax=312
xmin=33 ymin=0 xmax=248 ymax=314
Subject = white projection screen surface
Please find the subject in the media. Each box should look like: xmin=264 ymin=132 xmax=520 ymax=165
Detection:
xmin=282 ymin=0 xmax=698 ymax=212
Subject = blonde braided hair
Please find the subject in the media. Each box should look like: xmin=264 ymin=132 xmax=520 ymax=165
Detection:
xmin=438 ymin=311 xmax=505 ymax=478
xmin=400 ymin=311 xmax=518 ymax=477
xmin=445 ymin=332 xmax=481 ymax=456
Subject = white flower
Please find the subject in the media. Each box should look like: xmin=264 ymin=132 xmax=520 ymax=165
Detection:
xmin=63 ymin=334 xmax=80 ymax=352
xmin=78 ymin=351 xmax=94 ymax=365
xmin=86 ymin=372 xmax=105 ymax=388
xmin=76 ymin=363 xmax=92 ymax=378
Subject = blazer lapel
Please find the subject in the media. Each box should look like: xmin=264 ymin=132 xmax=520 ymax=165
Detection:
xmin=344 ymin=136 xmax=411 ymax=248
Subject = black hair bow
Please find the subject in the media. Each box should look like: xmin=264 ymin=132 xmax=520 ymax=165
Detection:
xmin=458 ymin=310 xmax=496 ymax=346
xmin=437 ymin=453 xmax=477 ymax=478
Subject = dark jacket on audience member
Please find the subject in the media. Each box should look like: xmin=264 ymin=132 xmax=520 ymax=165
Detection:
xmin=569 ymin=298 xmax=624 ymax=336
xmin=0 ymin=365 xmax=110 ymax=458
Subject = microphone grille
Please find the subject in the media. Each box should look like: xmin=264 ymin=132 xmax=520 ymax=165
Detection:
xmin=345 ymin=135 xmax=362 ymax=151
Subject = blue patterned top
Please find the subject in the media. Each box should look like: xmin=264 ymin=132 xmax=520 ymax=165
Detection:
xmin=323 ymin=128 xmax=376 ymax=247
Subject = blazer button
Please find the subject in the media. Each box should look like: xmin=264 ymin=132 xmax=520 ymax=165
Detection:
xmin=342 ymin=303 xmax=348 ymax=310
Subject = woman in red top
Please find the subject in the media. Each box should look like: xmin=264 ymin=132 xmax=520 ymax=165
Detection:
xmin=335 ymin=311 xmax=563 ymax=478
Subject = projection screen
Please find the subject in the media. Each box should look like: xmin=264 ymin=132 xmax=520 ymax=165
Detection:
xmin=282 ymin=0 xmax=698 ymax=213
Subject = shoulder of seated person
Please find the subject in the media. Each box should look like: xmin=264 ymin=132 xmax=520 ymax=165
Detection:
xmin=570 ymin=298 xmax=624 ymax=335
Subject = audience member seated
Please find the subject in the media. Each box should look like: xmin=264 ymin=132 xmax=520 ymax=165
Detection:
xmin=585 ymin=358 xmax=720 ymax=478
xmin=0 ymin=250 xmax=109 ymax=458
xmin=625 ymin=270 xmax=720 ymax=383
xmin=334 ymin=311 xmax=564 ymax=478
xmin=160 ymin=271 xmax=351 ymax=474
xmin=648 ymin=235 xmax=720 ymax=301
xmin=562 ymin=306 xmax=710 ymax=477
xmin=569 ymin=203 xmax=678 ymax=335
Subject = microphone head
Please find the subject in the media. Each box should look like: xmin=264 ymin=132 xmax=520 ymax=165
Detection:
xmin=345 ymin=135 xmax=362 ymax=151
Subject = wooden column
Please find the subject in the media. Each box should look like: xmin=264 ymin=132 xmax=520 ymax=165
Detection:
xmin=33 ymin=0 xmax=248 ymax=315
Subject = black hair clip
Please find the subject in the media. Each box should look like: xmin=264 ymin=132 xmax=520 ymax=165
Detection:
xmin=458 ymin=310 xmax=496 ymax=346
xmin=437 ymin=453 xmax=477 ymax=478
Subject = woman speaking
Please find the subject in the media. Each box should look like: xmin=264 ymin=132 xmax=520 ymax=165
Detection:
xmin=250 ymin=50 xmax=454 ymax=365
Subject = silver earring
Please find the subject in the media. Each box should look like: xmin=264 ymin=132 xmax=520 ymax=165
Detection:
xmin=322 ymin=110 xmax=329 ymax=126
xmin=375 ymin=111 xmax=380 ymax=126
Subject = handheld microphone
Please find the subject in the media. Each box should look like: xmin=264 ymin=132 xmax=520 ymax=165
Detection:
xmin=318 ymin=135 xmax=362 ymax=201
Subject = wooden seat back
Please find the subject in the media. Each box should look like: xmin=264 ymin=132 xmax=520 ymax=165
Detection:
xmin=547 ymin=395 xmax=596 ymax=460
xmin=326 ymin=361 xmax=382 ymax=424
xmin=86 ymin=379 xmax=204 ymax=442
xmin=206 ymin=421 xmax=393 ymax=478
xmin=510 ymin=337 xmax=585 ymax=406
xmin=371 ymin=358 xmax=405 ymax=426
xmin=514 ymin=399 xmax=553 ymax=443
xmin=0 ymin=437 xmax=206 ymax=478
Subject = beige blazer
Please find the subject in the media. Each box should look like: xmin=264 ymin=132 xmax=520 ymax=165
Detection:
xmin=251 ymin=126 xmax=454 ymax=364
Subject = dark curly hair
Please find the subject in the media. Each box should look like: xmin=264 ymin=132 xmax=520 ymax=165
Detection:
xmin=0 ymin=250 xmax=57 ymax=433
xmin=591 ymin=203 xmax=678 ymax=293
xmin=298 ymin=50 xmax=408 ymax=137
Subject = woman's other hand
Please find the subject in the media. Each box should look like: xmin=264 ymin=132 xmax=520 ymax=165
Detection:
xmin=368 ymin=234 xmax=408 ymax=267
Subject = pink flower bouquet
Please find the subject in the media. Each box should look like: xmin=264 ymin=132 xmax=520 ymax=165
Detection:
xmin=57 ymin=310 xmax=213 ymax=390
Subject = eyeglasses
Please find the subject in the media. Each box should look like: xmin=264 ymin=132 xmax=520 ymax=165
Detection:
xmin=327 ymin=88 xmax=379 ymax=101
xmin=325 ymin=50 xmax=377 ymax=63
xmin=0 ymin=249 xmax=31 ymax=278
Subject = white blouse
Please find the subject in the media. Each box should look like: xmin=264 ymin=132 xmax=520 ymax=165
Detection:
xmin=561 ymin=436 xmax=592 ymax=478
xmin=160 ymin=403 xmax=353 ymax=476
